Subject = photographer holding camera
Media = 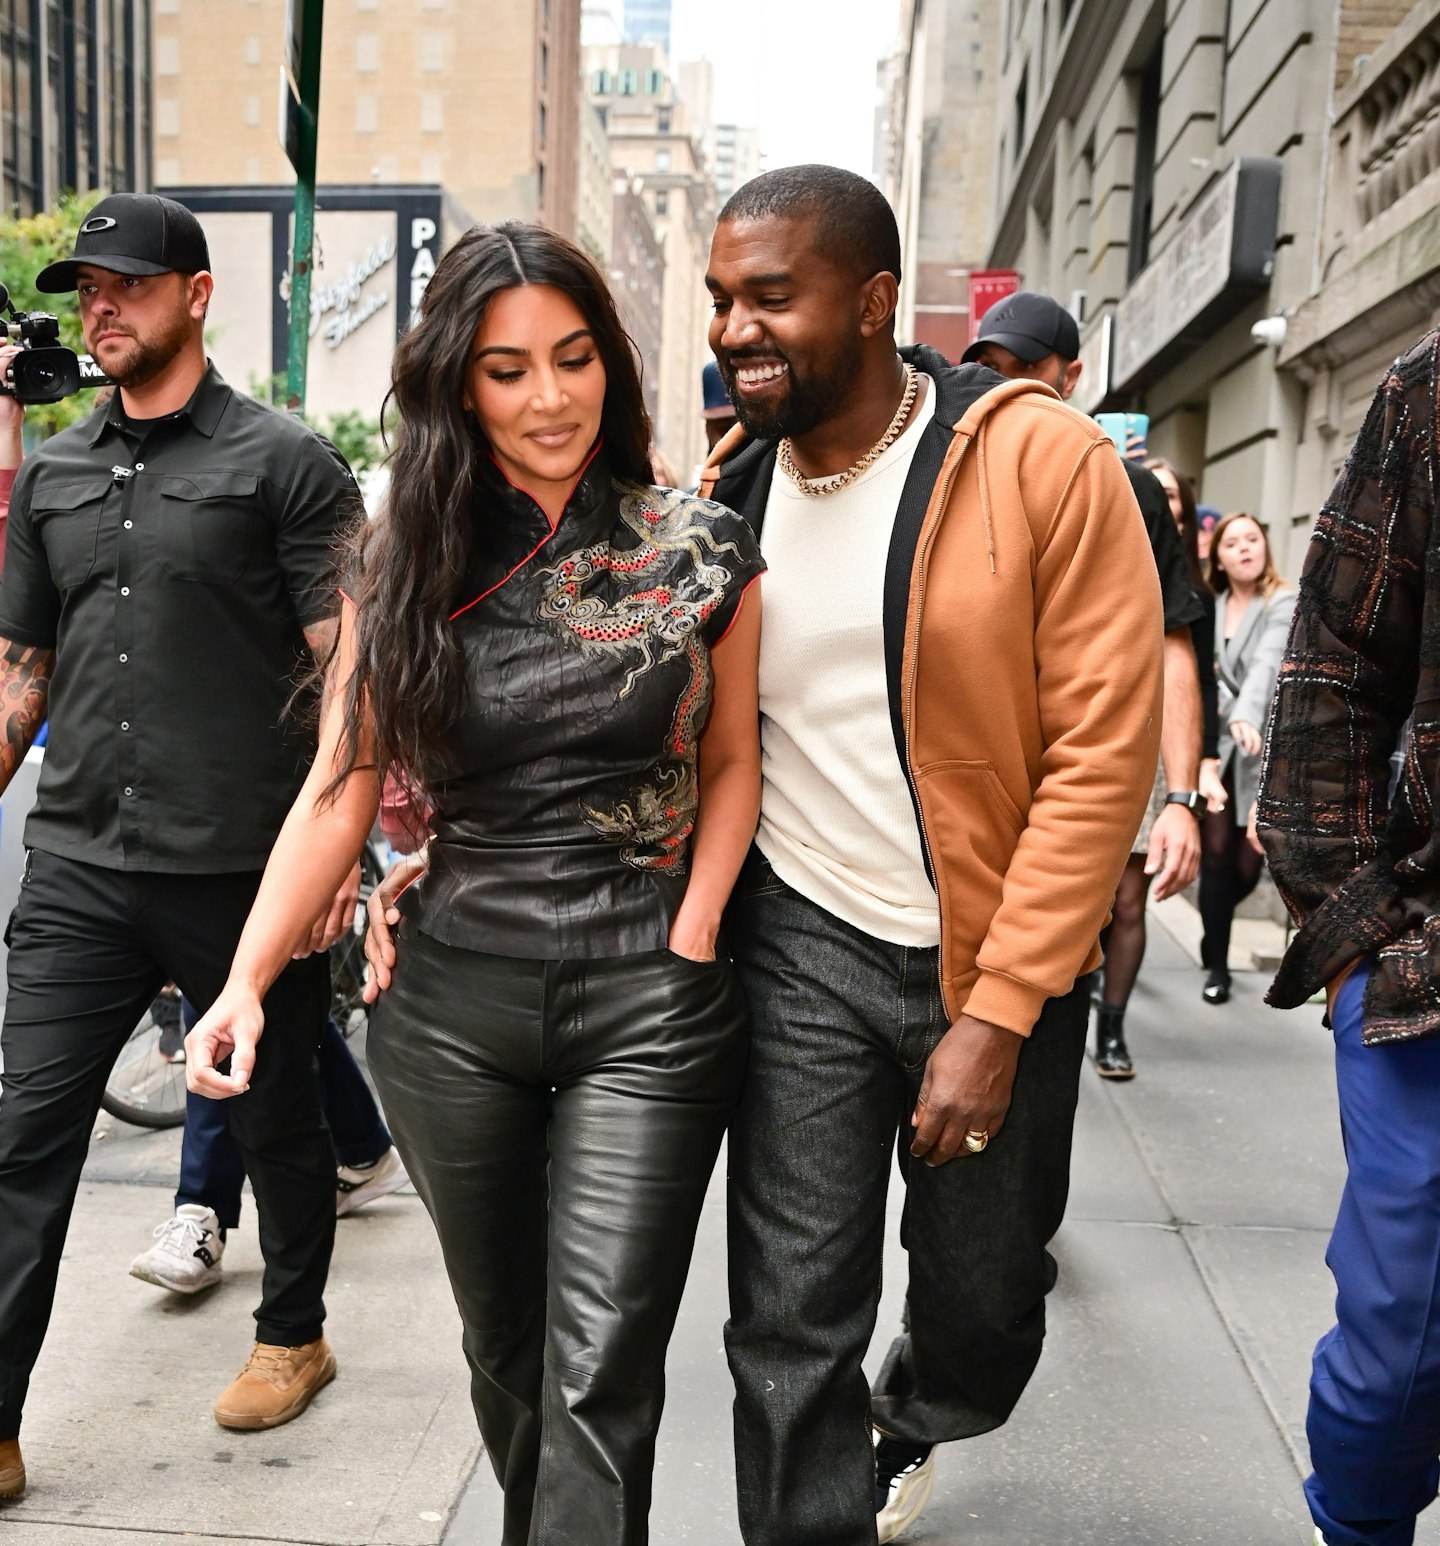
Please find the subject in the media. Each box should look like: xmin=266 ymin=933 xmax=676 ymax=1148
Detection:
xmin=0 ymin=193 xmax=364 ymax=1503
xmin=0 ymin=342 xmax=22 ymax=565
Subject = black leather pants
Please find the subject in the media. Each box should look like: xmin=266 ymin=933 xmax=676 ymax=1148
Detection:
xmin=367 ymin=927 xmax=748 ymax=1546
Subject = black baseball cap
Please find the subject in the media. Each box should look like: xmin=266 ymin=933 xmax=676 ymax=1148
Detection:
xmin=35 ymin=193 xmax=211 ymax=293
xmin=962 ymin=290 xmax=1081 ymax=365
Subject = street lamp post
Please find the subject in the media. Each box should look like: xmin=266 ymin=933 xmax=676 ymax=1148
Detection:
xmin=281 ymin=0 xmax=325 ymax=414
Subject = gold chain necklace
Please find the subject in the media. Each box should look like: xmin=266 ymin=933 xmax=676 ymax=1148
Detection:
xmin=777 ymin=364 xmax=920 ymax=497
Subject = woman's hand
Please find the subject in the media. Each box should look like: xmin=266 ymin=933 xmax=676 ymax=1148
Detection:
xmin=186 ymin=982 xmax=265 ymax=1099
xmin=362 ymin=850 xmax=428 ymax=1001
xmin=667 ymin=909 xmax=718 ymax=963
xmin=1230 ymin=719 xmax=1263 ymax=757
xmin=1246 ymin=801 xmax=1264 ymax=857
xmin=1199 ymin=757 xmax=1228 ymax=814
xmin=297 ymin=859 xmax=362 ymax=958
xmin=0 ymin=345 xmax=25 ymax=470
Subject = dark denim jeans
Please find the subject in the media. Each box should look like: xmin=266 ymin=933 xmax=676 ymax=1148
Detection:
xmin=725 ymin=849 xmax=1089 ymax=1546
xmin=176 ymin=1006 xmax=393 ymax=1229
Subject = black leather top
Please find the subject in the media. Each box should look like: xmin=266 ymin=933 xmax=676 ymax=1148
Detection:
xmin=402 ymin=447 xmax=764 ymax=959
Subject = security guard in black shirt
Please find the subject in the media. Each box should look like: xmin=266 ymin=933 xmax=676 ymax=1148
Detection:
xmin=0 ymin=194 xmax=363 ymax=1501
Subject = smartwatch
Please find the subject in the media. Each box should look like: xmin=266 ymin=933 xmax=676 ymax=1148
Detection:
xmin=1165 ymin=790 xmax=1205 ymax=817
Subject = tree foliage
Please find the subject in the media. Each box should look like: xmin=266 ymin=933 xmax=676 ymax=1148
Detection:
xmin=0 ymin=191 xmax=101 ymax=439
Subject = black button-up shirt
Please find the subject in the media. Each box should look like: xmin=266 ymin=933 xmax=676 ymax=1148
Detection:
xmin=395 ymin=451 xmax=764 ymax=958
xmin=0 ymin=363 xmax=361 ymax=873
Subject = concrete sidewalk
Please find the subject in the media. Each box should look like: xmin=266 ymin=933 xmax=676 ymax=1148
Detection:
xmin=2 ymin=915 xmax=1435 ymax=1545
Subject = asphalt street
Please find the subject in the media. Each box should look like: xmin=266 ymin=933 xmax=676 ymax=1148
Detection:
xmin=0 ymin=909 xmax=1427 ymax=1546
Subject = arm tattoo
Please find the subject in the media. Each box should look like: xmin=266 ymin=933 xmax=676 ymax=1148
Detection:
xmin=0 ymin=640 xmax=53 ymax=787
xmin=302 ymin=618 xmax=340 ymax=715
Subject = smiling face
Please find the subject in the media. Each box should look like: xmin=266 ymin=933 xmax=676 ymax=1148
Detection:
xmin=1215 ymin=515 xmax=1269 ymax=587
xmin=464 ymin=283 xmax=607 ymax=509
xmin=76 ymin=265 xmax=206 ymax=388
xmin=705 ymin=214 xmax=868 ymax=441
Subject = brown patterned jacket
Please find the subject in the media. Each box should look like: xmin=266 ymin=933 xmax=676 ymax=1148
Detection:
xmin=1259 ymin=328 xmax=1440 ymax=1043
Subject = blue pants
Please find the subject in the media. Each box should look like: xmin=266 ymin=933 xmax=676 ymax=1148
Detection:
xmin=176 ymin=1006 xmax=392 ymax=1230
xmin=1306 ymin=965 xmax=1440 ymax=1546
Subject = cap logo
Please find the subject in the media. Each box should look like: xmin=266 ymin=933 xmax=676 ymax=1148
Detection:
xmin=80 ymin=216 xmax=118 ymax=233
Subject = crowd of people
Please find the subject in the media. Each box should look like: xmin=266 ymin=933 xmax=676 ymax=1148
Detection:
xmin=0 ymin=171 xmax=1431 ymax=1546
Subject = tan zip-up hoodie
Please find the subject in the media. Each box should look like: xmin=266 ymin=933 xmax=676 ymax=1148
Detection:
xmin=701 ymin=365 xmax=1163 ymax=1035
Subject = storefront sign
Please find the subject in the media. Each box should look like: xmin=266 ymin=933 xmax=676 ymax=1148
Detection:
xmin=1112 ymin=158 xmax=1281 ymax=389
xmin=967 ymin=269 xmax=1019 ymax=346
xmin=311 ymin=234 xmax=396 ymax=349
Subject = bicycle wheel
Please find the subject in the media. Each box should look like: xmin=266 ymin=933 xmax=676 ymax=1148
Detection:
xmin=101 ymin=988 xmax=189 ymax=1130
xmin=330 ymin=840 xmax=384 ymax=1038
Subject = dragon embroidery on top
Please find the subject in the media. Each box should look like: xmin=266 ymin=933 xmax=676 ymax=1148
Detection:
xmin=534 ymin=485 xmax=745 ymax=871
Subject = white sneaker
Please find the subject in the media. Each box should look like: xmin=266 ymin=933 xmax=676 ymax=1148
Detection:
xmin=336 ymin=1145 xmax=409 ymax=1217
xmin=129 ymin=1204 xmax=225 ymax=1293
xmin=875 ymin=1434 xmax=936 ymax=1544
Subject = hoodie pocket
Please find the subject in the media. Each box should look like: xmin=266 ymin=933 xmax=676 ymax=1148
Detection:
xmin=911 ymin=760 xmax=1026 ymax=931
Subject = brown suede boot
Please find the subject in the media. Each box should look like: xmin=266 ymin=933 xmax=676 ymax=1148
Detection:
xmin=213 ymin=1338 xmax=336 ymax=1431
xmin=0 ymin=1438 xmax=24 ymax=1499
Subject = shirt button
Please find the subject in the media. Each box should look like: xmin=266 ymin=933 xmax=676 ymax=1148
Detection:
xmin=120 ymin=586 xmax=130 ymax=597
xmin=124 ymin=787 xmax=133 ymax=796
xmin=120 ymin=721 xmax=129 ymax=731
xmin=123 ymin=520 xmax=133 ymax=530
xmin=134 ymin=462 xmax=145 ymax=471
xmin=118 ymin=653 xmax=128 ymax=663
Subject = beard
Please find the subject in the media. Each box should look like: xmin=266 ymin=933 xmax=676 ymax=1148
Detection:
xmin=718 ymin=333 xmax=866 ymax=442
xmin=87 ymin=299 xmax=193 ymax=389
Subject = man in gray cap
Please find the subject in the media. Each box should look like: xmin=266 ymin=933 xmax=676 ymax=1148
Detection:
xmin=0 ymin=194 xmax=361 ymax=1501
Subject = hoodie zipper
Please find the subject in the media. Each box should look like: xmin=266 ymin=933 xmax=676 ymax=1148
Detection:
xmin=902 ymin=436 xmax=971 ymax=1012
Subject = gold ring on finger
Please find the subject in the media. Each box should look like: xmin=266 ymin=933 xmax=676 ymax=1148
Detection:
xmin=963 ymin=1129 xmax=989 ymax=1154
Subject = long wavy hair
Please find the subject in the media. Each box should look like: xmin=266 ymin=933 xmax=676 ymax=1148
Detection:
xmin=329 ymin=221 xmax=654 ymax=801
xmin=1145 ymin=456 xmax=1208 ymax=595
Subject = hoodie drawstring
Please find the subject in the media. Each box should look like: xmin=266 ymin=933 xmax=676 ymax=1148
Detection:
xmin=973 ymin=424 xmax=997 ymax=574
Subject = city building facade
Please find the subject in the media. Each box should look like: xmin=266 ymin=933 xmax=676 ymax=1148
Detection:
xmin=586 ymin=36 xmax=715 ymax=473
xmin=2 ymin=0 xmax=151 ymax=216
xmin=578 ymin=97 xmax=614 ymax=263
xmin=610 ymin=176 xmax=664 ymax=426
xmin=878 ymin=0 xmax=1000 ymax=360
xmin=1280 ymin=0 xmax=1437 ymax=538
xmin=711 ymin=121 xmax=761 ymax=207
xmin=985 ymin=0 xmax=1350 ymax=576
xmin=151 ymin=0 xmax=579 ymax=237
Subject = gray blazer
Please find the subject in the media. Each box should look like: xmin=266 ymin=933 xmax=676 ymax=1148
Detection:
xmin=1215 ymin=587 xmax=1296 ymax=826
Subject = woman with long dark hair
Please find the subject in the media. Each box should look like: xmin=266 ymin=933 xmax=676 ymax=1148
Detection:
xmin=184 ymin=222 xmax=764 ymax=1543
xmin=1088 ymin=458 xmax=1223 ymax=1078
xmin=1200 ymin=511 xmax=1295 ymax=1003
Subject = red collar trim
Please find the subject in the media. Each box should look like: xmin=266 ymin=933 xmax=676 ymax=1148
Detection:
xmin=449 ymin=439 xmax=604 ymax=622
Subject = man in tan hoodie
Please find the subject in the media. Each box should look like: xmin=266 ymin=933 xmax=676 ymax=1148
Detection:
xmin=699 ymin=165 xmax=1163 ymax=1545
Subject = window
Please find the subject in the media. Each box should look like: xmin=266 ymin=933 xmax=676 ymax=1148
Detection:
xmin=539 ymin=100 xmax=547 ymax=148
xmin=644 ymin=67 xmax=663 ymax=95
xmin=619 ymin=67 xmax=637 ymax=95
xmin=654 ymin=190 xmax=668 ymax=215
xmin=420 ymin=90 xmax=443 ymax=132
xmin=1128 ymin=39 xmax=1162 ymax=282
xmin=245 ymin=34 xmax=260 ymax=65
xmin=655 ymin=148 xmax=670 ymax=171
xmin=657 ymin=106 xmax=670 ymax=132
xmin=1013 ymin=67 xmax=1027 ymax=164
xmin=355 ymin=33 xmax=379 ymax=72
xmin=540 ymin=40 xmax=548 ymax=88
xmin=355 ymin=93 xmax=377 ymax=132
xmin=155 ymin=95 xmax=179 ymax=136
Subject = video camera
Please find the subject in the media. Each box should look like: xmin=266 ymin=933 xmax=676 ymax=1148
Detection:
xmin=0 ymin=282 xmax=108 ymax=405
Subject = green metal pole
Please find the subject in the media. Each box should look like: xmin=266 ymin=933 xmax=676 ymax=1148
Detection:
xmin=285 ymin=0 xmax=325 ymax=414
